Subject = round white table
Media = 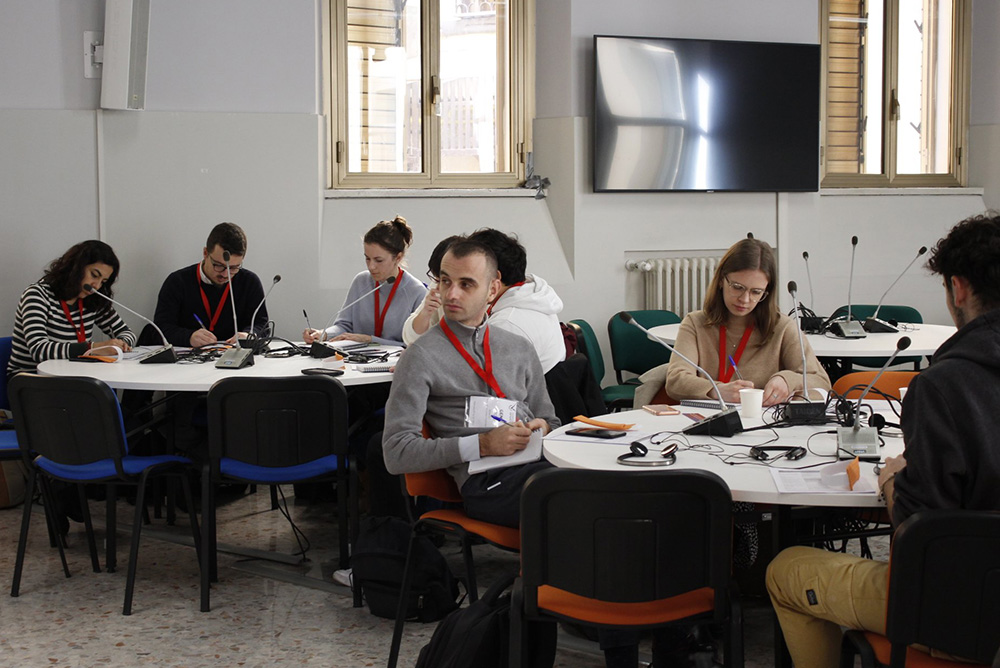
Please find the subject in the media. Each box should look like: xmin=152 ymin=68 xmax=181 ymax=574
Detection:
xmin=37 ymin=347 xmax=395 ymax=391
xmin=543 ymin=408 xmax=903 ymax=508
xmin=648 ymin=322 xmax=955 ymax=358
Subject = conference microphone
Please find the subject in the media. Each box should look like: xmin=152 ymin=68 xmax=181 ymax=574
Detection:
xmin=309 ymin=275 xmax=396 ymax=358
xmin=223 ymin=250 xmax=240 ymax=340
xmin=616 ymin=311 xmax=742 ymax=437
xmin=240 ymin=274 xmax=281 ymax=352
xmin=863 ymin=246 xmax=928 ymax=333
xmin=785 ymin=281 xmax=826 ymax=422
xmin=83 ymin=285 xmax=177 ymax=364
xmin=836 ymin=336 xmax=911 ymax=460
xmin=829 ymin=236 xmax=867 ymax=339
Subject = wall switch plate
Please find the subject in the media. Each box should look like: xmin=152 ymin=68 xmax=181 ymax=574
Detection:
xmin=84 ymin=31 xmax=104 ymax=79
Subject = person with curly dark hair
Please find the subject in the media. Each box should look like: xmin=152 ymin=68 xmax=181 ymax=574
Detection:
xmin=303 ymin=215 xmax=427 ymax=347
xmin=7 ymin=240 xmax=135 ymax=377
xmin=767 ymin=211 xmax=1000 ymax=668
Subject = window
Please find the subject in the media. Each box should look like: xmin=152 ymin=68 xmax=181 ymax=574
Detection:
xmin=324 ymin=0 xmax=534 ymax=189
xmin=821 ymin=0 xmax=970 ymax=187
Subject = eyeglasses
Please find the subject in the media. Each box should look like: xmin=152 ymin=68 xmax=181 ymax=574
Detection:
xmin=209 ymin=256 xmax=242 ymax=274
xmin=425 ymin=269 xmax=439 ymax=284
xmin=724 ymin=276 xmax=768 ymax=302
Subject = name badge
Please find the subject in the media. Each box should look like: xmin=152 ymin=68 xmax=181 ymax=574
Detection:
xmin=466 ymin=396 xmax=518 ymax=429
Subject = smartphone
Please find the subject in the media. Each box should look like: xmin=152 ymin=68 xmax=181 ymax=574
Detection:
xmin=566 ymin=427 xmax=627 ymax=439
xmin=643 ymin=404 xmax=680 ymax=416
xmin=301 ymin=367 xmax=344 ymax=376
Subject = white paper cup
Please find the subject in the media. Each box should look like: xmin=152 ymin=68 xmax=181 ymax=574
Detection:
xmin=739 ymin=388 xmax=765 ymax=418
xmin=898 ymin=387 xmax=908 ymax=401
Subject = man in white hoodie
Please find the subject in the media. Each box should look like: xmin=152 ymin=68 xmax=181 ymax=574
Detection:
xmin=403 ymin=229 xmax=566 ymax=373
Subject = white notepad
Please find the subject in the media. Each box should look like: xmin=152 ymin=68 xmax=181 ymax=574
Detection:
xmin=467 ymin=428 xmax=543 ymax=474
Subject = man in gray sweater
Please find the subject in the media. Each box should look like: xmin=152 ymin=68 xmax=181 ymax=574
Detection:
xmin=382 ymin=238 xmax=559 ymax=528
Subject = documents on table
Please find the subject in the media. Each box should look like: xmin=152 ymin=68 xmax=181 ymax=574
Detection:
xmin=770 ymin=459 xmax=876 ymax=494
xmin=468 ymin=428 xmax=543 ymax=474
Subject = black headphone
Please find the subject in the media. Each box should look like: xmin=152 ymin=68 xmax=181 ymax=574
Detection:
xmin=749 ymin=446 xmax=807 ymax=461
xmin=868 ymin=414 xmax=901 ymax=433
xmin=617 ymin=440 xmax=678 ymax=467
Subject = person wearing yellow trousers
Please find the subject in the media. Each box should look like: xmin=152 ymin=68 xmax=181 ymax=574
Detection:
xmin=766 ymin=212 xmax=1000 ymax=668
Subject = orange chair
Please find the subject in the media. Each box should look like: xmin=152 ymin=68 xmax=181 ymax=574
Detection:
xmin=832 ymin=371 xmax=918 ymax=401
xmin=510 ymin=468 xmax=742 ymax=668
xmin=385 ymin=456 xmax=521 ymax=667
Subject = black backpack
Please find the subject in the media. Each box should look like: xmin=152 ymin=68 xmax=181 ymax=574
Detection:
xmin=351 ymin=516 xmax=460 ymax=623
xmin=414 ymin=572 xmax=517 ymax=668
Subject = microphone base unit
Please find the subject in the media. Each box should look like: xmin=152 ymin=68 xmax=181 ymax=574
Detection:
xmin=215 ymin=347 xmax=255 ymax=370
xmin=836 ymin=426 xmax=880 ymax=461
xmin=829 ymin=320 xmax=868 ymax=339
xmin=137 ymin=345 xmax=178 ymax=365
xmin=682 ymin=408 xmax=744 ymax=438
xmin=862 ymin=317 xmax=898 ymax=334
xmin=309 ymin=341 xmax=343 ymax=359
xmin=784 ymin=400 xmax=827 ymax=424
xmin=799 ymin=316 xmax=825 ymax=334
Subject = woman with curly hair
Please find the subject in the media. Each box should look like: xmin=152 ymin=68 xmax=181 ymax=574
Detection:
xmin=7 ymin=240 xmax=136 ymax=377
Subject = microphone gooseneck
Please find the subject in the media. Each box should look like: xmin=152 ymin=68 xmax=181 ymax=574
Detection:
xmin=787 ymin=281 xmax=811 ymax=402
xmin=321 ymin=274 xmax=396 ymax=338
xmin=851 ymin=336 xmax=912 ymax=431
xmin=871 ymin=246 xmax=928 ymax=320
xmin=847 ymin=236 xmax=859 ymax=322
xmin=223 ymin=250 xmax=239 ymax=340
xmin=83 ymin=285 xmax=177 ymax=363
xmin=802 ymin=251 xmax=814 ymax=309
xmin=248 ymin=274 xmax=281 ymax=339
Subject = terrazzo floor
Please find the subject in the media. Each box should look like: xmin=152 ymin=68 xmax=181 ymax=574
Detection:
xmin=0 ymin=485 xmax=867 ymax=667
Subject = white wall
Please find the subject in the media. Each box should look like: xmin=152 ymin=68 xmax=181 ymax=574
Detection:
xmin=0 ymin=0 xmax=995 ymax=383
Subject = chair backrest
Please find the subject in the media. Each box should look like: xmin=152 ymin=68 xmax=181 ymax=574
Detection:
xmin=607 ymin=309 xmax=680 ymax=382
xmin=519 ymin=468 xmax=732 ymax=613
xmin=831 ymin=304 xmax=923 ymax=323
xmin=404 ymin=469 xmax=463 ymax=503
xmin=885 ymin=510 xmax=1000 ymax=665
xmin=8 ymin=374 xmax=128 ymax=469
xmin=832 ymin=371 xmax=918 ymax=400
xmin=567 ymin=320 xmax=604 ymax=386
xmin=206 ymin=375 xmax=349 ymax=470
xmin=544 ymin=352 xmax=606 ymax=423
xmin=0 ymin=336 xmax=13 ymax=410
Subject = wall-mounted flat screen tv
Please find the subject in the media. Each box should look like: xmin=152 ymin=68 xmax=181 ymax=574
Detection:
xmin=593 ymin=35 xmax=820 ymax=193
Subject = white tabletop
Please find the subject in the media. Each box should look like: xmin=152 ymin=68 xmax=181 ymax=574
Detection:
xmin=648 ymin=322 xmax=955 ymax=358
xmin=543 ymin=407 xmax=904 ymax=507
xmin=37 ymin=346 xmax=395 ymax=391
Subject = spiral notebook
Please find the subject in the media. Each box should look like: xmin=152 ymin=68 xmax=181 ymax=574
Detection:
xmin=356 ymin=364 xmax=394 ymax=373
xmin=679 ymin=399 xmax=739 ymax=410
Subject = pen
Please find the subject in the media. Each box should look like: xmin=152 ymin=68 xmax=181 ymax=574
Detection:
xmin=193 ymin=313 xmax=207 ymax=330
xmin=728 ymin=354 xmax=743 ymax=380
xmin=303 ymin=309 xmax=312 ymax=331
xmin=492 ymin=415 xmax=514 ymax=426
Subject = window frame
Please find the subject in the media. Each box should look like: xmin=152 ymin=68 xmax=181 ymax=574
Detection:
xmin=819 ymin=0 xmax=971 ymax=188
xmin=323 ymin=0 xmax=535 ymax=190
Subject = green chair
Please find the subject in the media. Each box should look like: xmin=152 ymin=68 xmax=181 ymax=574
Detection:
xmin=566 ymin=320 xmax=633 ymax=411
xmin=607 ymin=309 xmax=681 ymax=384
xmin=829 ymin=305 xmax=924 ymax=371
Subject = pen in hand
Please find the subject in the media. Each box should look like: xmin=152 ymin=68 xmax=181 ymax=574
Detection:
xmin=728 ymin=354 xmax=743 ymax=381
xmin=303 ymin=309 xmax=312 ymax=331
xmin=193 ymin=313 xmax=207 ymax=329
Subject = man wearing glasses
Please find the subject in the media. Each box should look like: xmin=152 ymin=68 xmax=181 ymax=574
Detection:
xmin=153 ymin=222 xmax=267 ymax=347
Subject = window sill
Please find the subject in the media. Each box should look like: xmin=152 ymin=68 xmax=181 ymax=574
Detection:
xmin=818 ymin=187 xmax=984 ymax=197
xmin=324 ymin=188 xmax=539 ymax=199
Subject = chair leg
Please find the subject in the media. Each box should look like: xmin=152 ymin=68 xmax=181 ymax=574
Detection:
xmin=179 ymin=472 xmax=201 ymax=562
xmin=38 ymin=478 xmax=71 ymax=576
xmin=348 ymin=460 xmax=360 ymax=555
xmin=78 ymin=484 xmax=101 ymax=574
xmin=337 ymin=467 xmax=350 ymax=570
xmin=727 ymin=593 xmax=744 ymax=668
xmin=106 ymin=484 xmax=118 ymax=573
xmin=508 ymin=581 xmax=525 ymax=668
xmin=460 ymin=533 xmax=478 ymax=603
xmin=386 ymin=528 xmax=421 ymax=668
xmin=123 ymin=472 xmax=153 ymax=615
xmin=269 ymin=485 xmax=279 ymax=511
xmin=11 ymin=470 xmax=39 ymax=597
xmin=200 ymin=466 xmax=214 ymax=612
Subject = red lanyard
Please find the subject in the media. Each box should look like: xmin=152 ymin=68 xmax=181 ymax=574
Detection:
xmin=373 ymin=268 xmax=403 ymax=337
xmin=60 ymin=300 xmax=86 ymax=343
xmin=439 ymin=319 xmax=506 ymax=398
xmin=486 ymin=281 xmax=525 ymax=316
xmin=718 ymin=325 xmax=753 ymax=383
xmin=196 ymin=265 xmax=231 ymax=332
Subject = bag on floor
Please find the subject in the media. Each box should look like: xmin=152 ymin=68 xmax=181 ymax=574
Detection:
xmin=351 ymin=515 xmax=460 ymax=623
xmin=414 ymin=572 xmax=516 ymax=668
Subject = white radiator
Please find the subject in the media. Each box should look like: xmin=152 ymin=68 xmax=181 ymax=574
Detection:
xmin=629 ymin=256 xmax=721 ymax=316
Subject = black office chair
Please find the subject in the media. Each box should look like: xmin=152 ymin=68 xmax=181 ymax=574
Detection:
xmin=510 ymin=468 xmax=743 ymax=668
xmin=201 ymin=375 xmax=355 ymax=612
xmin=840 ymin=510 xmax=1000 ymax=668
xmin=8 ymin=374 xmax=200 ymax=615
